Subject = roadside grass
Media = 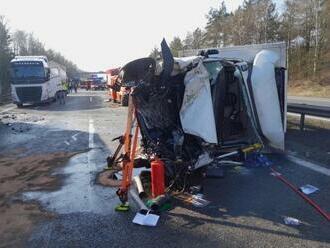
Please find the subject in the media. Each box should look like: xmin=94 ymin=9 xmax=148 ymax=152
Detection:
xmin=288 ymin=80 xmax=330 ymax=98
xmin=288 ymin=67 xmax=330 ymax=98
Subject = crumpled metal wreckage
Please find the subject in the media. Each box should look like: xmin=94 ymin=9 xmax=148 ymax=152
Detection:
xmin=111 ymin=39 xmax=286 ymax=195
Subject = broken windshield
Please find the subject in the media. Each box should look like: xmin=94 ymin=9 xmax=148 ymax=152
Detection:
xmin=203 ymin=61 xmax=223 ymax=84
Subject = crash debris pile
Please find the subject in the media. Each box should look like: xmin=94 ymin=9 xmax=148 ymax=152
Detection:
xmin=0 ymin=112 xmax=44 ymax=133
xmin=102 ymin=39 xmax=287 ymax=224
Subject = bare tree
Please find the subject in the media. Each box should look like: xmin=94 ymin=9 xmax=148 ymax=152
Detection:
xmin=12 ymin=30 xmax=28 ymax=55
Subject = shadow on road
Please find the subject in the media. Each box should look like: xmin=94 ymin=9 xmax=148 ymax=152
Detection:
xmin=166 ymin=163 xmax=330 ymax=244
xmin=286 ymin=118 xmax=330 ymax=165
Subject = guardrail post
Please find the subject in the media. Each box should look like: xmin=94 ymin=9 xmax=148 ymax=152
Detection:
xmin=300 ymin=113 xmax=305 ymax=131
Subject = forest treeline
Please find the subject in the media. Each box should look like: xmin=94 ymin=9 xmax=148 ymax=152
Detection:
xmin=0 ymin=16 xmax=80 ymax=99
xmin=151 ymin=0 xmax=329 ymax=95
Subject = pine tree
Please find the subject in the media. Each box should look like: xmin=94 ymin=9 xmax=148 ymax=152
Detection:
xmin=170 ymin=37 xmax=184 ymax=57
xmin=0 ymin=16 xmax=12 ymax=100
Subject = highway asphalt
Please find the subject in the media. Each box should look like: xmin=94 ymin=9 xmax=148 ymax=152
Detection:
xmin=0 ymin=91 xmax=329 ymax=248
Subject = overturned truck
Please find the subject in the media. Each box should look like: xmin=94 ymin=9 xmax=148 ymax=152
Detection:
xmin=109 ymin=40 xmax=287 ymax=204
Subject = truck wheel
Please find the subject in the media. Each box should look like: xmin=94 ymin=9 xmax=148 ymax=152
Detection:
xmin=16 ymin=103 xmax=23 ymax=108
xmin=121 ymin=94 xmax=129 ymax=106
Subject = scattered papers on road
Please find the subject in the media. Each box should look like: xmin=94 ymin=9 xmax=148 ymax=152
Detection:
xmin=283 ymin=217 xmax=301 ymax=226
xmin=191 ymin=193 xmax=210 ymax=207
xmin=299 ymin=184 xmax=319 ymax=195
xmin=270 ymin=172 xmax=282 ymax=177
xmin=132 ymin=209 xmax=160 ymax=227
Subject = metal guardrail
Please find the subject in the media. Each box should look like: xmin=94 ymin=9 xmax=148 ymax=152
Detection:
xmin=287 ymin=103 xmax=330 ymax=130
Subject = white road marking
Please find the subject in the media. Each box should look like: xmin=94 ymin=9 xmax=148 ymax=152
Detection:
xmin=287 ymin=154 xmax=330 ymax=177
xmin=288 ymin=112 xmax=330 ymax=122
xmin=89 ymin=97 xmax=93 ymax=103
xmin=71 ymin=133 xmax=79 ymax=141
xmin=64 ymin=141 xmax=70 ymax=146
xmin=0 ymin=106 xmax=15 ymax=114
xmin=88 ymin=119 xmax=94 ymax=148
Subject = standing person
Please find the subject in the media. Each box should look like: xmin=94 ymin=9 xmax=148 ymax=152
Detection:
xmin=64 ymin=81 xmax=69 ymax=95
xmin=69 ymin=81 xmax=73 ymax=93
xmin=57 ymin=90 xmax=66 ymax=105
xmin=74 ymin=81 xmax=78 ymax=93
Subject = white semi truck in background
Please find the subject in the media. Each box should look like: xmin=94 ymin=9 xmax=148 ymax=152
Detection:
xmin=9 ymin=56 xmax=67 ymax=107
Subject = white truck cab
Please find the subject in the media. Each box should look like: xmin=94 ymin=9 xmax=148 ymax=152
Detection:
xmin=9 ymin=56 xmax=67 ymax=107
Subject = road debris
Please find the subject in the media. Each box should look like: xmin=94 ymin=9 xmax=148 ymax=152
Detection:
xmin=270 ymin=167 xmax=330 ymax=222
xmin=244 ymin=153 xmax=273 ymax=167
xmin=134 ymin=175 xmax=147 ymax=198
xmin=191 ymin=193 xmax=211 ymax=208
xmin=299 ymin=184 xmax=319 ymax=195
xmin=132 ymin=209 xmax=160 ymax=227
xmin=0 ymin=112 xmax=44 ymax=133
xmin=146 ymin=194 xmax=171 ymax=212
xmin=283 ymin=217 xmax=301 ymax=226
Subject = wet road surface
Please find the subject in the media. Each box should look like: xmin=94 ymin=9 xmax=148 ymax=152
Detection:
xmin=0 ymin=91 xmax=329 ymax=247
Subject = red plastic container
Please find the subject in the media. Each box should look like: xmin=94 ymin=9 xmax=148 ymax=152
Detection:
xmin=151 ymin=159 xmax=165 ymax=198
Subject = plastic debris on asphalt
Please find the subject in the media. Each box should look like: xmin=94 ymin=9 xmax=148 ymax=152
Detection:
xmin=191 ymin=193 xmax=210 ymax=207
xmin=270 ymin=171 xmax=282 ymax=177
xmin=283 ymin=217 xmax=301 ymax=226
xmin=233 ymin=166 xmax=252 ymax=176
xmin=132 ymin=209 xmax=160 ymax=227
xmin=299 ymin=184 xmax=319 ymax=195
xmin=244 ymin=153 xmax=273 ymax=167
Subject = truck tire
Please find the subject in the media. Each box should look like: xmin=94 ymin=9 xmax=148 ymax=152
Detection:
xmin=121 ymin=94 xmax=129 ymax=106
xmin=16 ymin=103 xmax=23 ymax=108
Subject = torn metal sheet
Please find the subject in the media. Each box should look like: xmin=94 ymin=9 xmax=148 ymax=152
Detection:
xmin=180 ymin=61 xmax=218 ymax=144
xmin=111 ymin=39 xmax=287 ymax=196
xmin=193 ymin=152 xmax=213 ymax=170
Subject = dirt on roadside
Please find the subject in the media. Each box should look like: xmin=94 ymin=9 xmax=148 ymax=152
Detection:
xmin=0 ymin=150 xmax=77 ymax=247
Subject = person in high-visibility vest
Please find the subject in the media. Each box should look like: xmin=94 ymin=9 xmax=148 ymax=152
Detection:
xmin=57 ymin=81 xmax=68 ymax=104
xmin=63 ymin=81 xmax=69 ymax=94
